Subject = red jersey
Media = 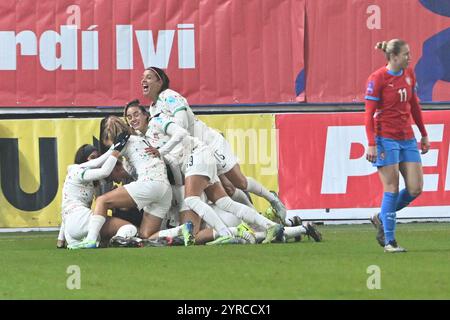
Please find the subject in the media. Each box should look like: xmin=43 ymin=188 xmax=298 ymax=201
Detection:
xmin=364 ymin=66 xmax=427 ymax=146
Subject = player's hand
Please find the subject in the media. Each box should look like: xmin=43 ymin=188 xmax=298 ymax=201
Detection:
xmin=145 ymin=146 xmax=160 ymax=157
xmin=366 ymin=146 xmax=377 ymax=163
xmin=112 ymin=132 xmax=130 ymax=152
xmin=420 ymin=136 xmax=430 ymax=154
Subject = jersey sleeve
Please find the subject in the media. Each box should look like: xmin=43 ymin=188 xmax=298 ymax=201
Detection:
xmin=364 ymin=99 xmax=378 ymax=146
xmin=364 ymin=72 xmax=383 ymax=102
xmin=78 ymin=149 xmax=113 ymax=169
xmin=153 ymin=116 xmax=175 ymax=135
xmin=158 ymin=121 xmax=188 ymax=157
xmin=80 ymin=155 xmax=118 ymax=182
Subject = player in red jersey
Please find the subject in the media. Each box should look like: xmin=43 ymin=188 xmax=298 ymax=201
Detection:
xmin=364 ymin=39 xmax=430 ymax=253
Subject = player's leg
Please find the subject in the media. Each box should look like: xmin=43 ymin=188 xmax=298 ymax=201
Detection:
xmin=56 ymin=219 xmax=66 ymax=248
xmin=205 ymin=181 xmax=284 ymax=244
xmin=397 ymin=162 xmax=423 ymax=210
xmin=100 ymin=216 xmax=137 ymax=240
xmin=139 ymin=213 xmax=163 ymax=239
xmin=397 ymin=139 xmax=424 ymax=211
xmin=65 ymin=207 xmax=93 ymax=249
xmin=213 ymin=136 xmax=285 ymax=218
xmin=184 ymin=175 xmax=232 ymax=237
xmin=224 ymin=164 xmax=286 ymax=221
xmin=84 ymin=186 xmax=137 ymax=244
xmin=377 ymin=164 xmax=400 ymax=240
xmin=139 ymin=182 xmax=174 ymax=239
xmin=183 ymin=147 xmax=233 ymax=237
xmin=172 ymin=185 xmax=202 ymax=235
xmin=220 ymin=174 xmax=255 ymax=209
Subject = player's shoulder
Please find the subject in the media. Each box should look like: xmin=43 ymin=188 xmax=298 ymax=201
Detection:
xmin=404 ymin=67 xmax=416 ymax=79
xmin=368 ymin=66 xmax=386 ymax=79
xmin=161 ymin=89 xmax=187 ymax=105
xmin=127 ymin=134 xmax=140 ymax=142
xmin=159 ymin=88 xmax=179 ymax=100
xmin=67 ymin=164 xmax=85 ymax=180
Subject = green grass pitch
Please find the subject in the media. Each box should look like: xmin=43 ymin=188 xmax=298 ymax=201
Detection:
xmin=1 ymin=223 xmax=449 ymax=299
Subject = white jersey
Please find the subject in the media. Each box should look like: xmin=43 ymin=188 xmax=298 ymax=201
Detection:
xmin=120 ymin=135 xmax=169 ymax=184
xmin=62 ymin=165 xmax=97 ymax=211
xmin=149 ymin=88 xmax=223 ymax=147
xmin=61 ymin=151 xmax=117 ymax=212
xmin=145 ymin=113 xmax=203 ymax=171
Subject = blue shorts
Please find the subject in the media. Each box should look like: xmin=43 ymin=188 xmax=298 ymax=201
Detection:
xmin=373 ymin=137 xmax=422 ymax=167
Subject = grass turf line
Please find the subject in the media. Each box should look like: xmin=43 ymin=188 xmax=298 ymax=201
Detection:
xmin=0 ymin=223 xmax=449 ymax=299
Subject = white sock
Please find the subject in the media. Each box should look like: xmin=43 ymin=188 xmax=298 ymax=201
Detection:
xmin=255 ymin=231 xmax=266 ymax=243
xmin=246 ymin=177 xmax=275 ymax=202
xmin=231 ymin=188 xmax=255 ymax=209
xmin=185 ymin=196 xmax=232 ymax=236
xmin=158 ymin=225 xmax=183 ymax=238
xmin=215 ymin=196 xmax=276 ymax=230
xmin=228 ymin=227 xmax=238 ymax=237
xmin=115 ymin=224 xmax=138 ymax=238
xmin=86 ymin=215 xmax=106 ymax=242
xmin=57 ymin=221 xmax=65 ymax=241
xmin=284 ymin=226 xmax=306 ymax=240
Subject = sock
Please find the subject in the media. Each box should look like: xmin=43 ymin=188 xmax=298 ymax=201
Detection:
xmin=231 ymin=188 xmax=255 ymax=209
xmin=158 ymin=225 xmax=183 ymax=238
xmin=57 ymin=221 xmax=65 ymax=241
xmin=185 ymin=196 xmax=232 ymax=236
xmin=255 ymin=231 xmax=266 ymax=243
xmin=115 ymin=224 xmax=138 ymax=238
xmin=245 ymin=177 xmax=275 ymax=202
xmin=396 ymin=188 xmax=417 ymax=211
xmin=86 ymin=215 xmax=106 ymax=242
xmin=228 ymin=227 xmax=238 ymax=236
xmin=215 ymin=196 xmax=276 ymax=229
xmin=379 ymin=192 xmax=399 ymax=245
xmin=284 ymin=226 xmax=307 ymax=240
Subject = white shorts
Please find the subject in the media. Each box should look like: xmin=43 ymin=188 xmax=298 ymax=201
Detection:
xmin=63 ymin=206 xmax=91 ymax=246
xmin=124 ymin=180 xmax=172 ymax=219
xmin=185 ymin=145 xmax=220 ymax=184
xmin=210 ymin=136 xmax=238 ymax=176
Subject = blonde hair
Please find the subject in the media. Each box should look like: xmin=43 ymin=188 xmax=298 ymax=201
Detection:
xmin=101 ymin=116 xmax=131 ymax=145
xmin=375 ymin=39 xmax=407 ymax=61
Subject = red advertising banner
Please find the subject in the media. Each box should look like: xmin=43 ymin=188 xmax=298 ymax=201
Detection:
xmin=277 ymin=111 xmax=450 ymax=218
xmin=0 ymin=0 xmax=305 ymax=107
xmin=304 ymin=0 xmax=450 ymax=103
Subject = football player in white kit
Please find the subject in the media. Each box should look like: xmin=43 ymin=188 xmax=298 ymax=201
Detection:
xmin=75 ymin=117 xmax=194 ymax=249
xmin=62 ymin=143 xmax=138 ymax=249
xmin=143 ymin=109 xmax=285 ymax=244
xmin=141 ymin=67 xmax=288 ymax=224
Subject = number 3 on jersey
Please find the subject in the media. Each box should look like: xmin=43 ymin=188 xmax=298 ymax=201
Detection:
xmin=398 ymin=88 xmax=407 ymax=102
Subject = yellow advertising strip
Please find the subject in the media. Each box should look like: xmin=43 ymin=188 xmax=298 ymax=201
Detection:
xmin=198 ymin=114 xmax=278 ymax=213
xmin=0 ymin=114 xmax=277 ymax=228
xmin=0 ymin=118 xmax=102 ymax=228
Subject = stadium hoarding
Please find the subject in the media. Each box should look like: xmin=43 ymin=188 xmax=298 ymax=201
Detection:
xmin=0 ymin=114 xmax=277 ymax=228
xmin=304 ymin=0 xmax=450 ymax=103
xmin=0 ymin=0 xmax=305 ymax=107
xmin=1 ymin=0 xmax=449 ymax=108
xmin=277 ymin=110 xmax=450 ymax=221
